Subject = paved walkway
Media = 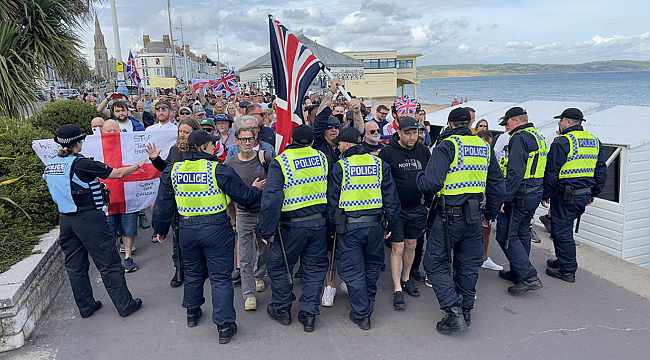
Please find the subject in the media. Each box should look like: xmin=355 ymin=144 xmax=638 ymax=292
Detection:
xmin=5 ymin=221 xmax=650 ymax=360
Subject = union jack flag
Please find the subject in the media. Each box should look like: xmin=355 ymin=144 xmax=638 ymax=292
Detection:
xmin=126 ymin=50 xmax=141 ymax=86
xmin=395 ymin=95 xmax=418 ymax=115
xmin=211 ymin=70 xmax=239 ymax=97
xmin=269 ymin=15 xmax=323 ymax=153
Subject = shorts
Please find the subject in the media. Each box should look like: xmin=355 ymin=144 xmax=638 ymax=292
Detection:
xmin=390 ymin=205 xmax=428 ymax=243
xmin=106 ymin=212 xmax=139 ymax=238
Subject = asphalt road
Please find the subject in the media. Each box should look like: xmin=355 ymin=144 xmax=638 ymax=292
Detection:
xmin=5 ymin=222 xmax=650 ymax=360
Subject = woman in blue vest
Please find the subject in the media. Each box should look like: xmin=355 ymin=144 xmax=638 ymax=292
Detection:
xmin=43 ymin=124 xmax=148 ymax=318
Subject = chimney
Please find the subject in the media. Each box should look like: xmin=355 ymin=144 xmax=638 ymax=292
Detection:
xmin=162 ymin=34 xmax=170 ymax=46
xmin=143 ymin=35 xmax=150 ymax=47
xmin=184 ymin=45 xmax=190 ymax=54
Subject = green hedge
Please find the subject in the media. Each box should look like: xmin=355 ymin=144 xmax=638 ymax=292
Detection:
xmin=30 ymin=100 xmax=105 ymax=136
xmin=0 ymin=116 xmax=60 ymax=273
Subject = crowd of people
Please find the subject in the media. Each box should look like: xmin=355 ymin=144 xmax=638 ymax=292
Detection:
xmin=43 ymin=76 xmax=607 ymax=344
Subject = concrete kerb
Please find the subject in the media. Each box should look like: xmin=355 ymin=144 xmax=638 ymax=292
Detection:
xmin=0 ymin=227 xmax=65 ymax=352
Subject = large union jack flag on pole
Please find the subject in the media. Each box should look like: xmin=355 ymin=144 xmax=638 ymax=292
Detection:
xmin=269 ymin=15 xmax=323 ymax=153
xmin=212 ymin=70 xmax=239 ymax=97
xmin=126 ymin=50 xmax=141 ymax=86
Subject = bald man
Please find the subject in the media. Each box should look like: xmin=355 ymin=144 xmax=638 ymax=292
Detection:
xmin=362 ymin=121 xmax=384 ymax=156
xmin=91 ymin=117 xmax=105 ymax=135
xmin=103 ymin=119 xmax=120 ymax=133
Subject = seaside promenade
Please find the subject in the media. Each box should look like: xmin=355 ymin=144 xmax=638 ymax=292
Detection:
xmin=5 ymin=219 xmax=650 ymax=360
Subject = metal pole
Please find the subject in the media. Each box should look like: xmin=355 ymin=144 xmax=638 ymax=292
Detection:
xmin=179 ymin=17 xmax=188 ymax=85
xmin=166 ymin=0 xmax=176 ymax=79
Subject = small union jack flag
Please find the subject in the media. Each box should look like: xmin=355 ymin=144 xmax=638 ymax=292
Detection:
xmin=395 ymin=95 xmax=418 ymax=115
xmin=126 ymin=50 xmax=141 ymax=86
xmin=212 ymin=70 xmax=239 ymax=97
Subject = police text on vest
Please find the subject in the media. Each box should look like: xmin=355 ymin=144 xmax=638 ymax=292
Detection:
xmin=175 ymin=172 xmax=208 ymax=184
xmin=578 ymin=139 xmax=597 ymax=148
xmin=463 ymin=145 xmax=488 ymax=158
xmin=44 ymin=163 xmax=67 ymax=175
xmin=293 ymin=156 xmax=321 ymax=170
xmin=349 ymin=165 xmax=378 ymax=177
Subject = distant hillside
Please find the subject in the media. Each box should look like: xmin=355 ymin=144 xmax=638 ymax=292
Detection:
xmin=417 ymin=60 xmax=650 ymax=78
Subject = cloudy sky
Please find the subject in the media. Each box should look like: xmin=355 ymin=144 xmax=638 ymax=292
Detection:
xmin=82 ymin=0 xmax=650 ymax=70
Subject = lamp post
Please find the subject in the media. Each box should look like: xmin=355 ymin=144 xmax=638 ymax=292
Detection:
xmin=174 ymin=17 xmax=189 ymax=85
xmin=109 ymin=0 xmax=128 ymax=96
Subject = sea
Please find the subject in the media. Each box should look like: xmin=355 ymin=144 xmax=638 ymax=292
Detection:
xmin=402 ymin=71 xmax=650 ymax=111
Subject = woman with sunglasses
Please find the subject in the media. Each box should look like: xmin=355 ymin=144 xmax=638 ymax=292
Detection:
xmin=475 ymin=119 xmax=489 ymax=133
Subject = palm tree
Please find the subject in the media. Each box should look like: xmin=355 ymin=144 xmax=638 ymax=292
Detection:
xmin=0 ymin=0 xmax=96 ymax=118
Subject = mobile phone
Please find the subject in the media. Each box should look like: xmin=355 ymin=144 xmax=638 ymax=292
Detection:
xmin=111 ymin=93 xmax=123 ymax=99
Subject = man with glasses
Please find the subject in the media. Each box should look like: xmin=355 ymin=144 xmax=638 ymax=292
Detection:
xmin=146 ymin=100 xmax=178 ymax=132
xmin=226 ymin=116 xmax=275 ymax=159
xmin=224 ymin=126 xmax=272 ymax=312
xmin=246 ymin=103 xmax=276 ymax=150
xmin=374 ymin=105 xmax=390 ymax=134
xmin=179 ymin=106 xmax=193 ymax=117
xmin=363 ymin=121 xmax=384 ymax=156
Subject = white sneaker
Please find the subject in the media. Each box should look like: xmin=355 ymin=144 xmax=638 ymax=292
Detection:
xmin=340 ymin=281 xmax=348 ymax=294
xmin=321 ymin=285 xmax=336 ymax=307
xmin=482 ymin=257 xmax=503 ymax=271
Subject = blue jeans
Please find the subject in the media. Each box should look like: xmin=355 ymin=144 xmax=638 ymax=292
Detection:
xmin=106 ymin=212 xmax=139 ymax=238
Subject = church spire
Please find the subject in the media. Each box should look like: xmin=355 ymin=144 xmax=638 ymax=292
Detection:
xmin=94 ymin=12 xmax=106 ymax=49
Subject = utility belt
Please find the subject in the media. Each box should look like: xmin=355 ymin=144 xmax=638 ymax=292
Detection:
xmin=559 ymin=185 xmax=591 ymax=204
xmin=512 ymin=183 xmax=541 ymax=208
xmin=281 ymin=212 xmax=325 ymax=223
xmin=333 ymin=209 xmax=384 ymax=234
xmin=435 ymin=198 xmax=480 ymax=224
xmin=70 ymin=183 xmax=110 ymax=211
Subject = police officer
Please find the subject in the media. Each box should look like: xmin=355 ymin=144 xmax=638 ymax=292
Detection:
xmin=495 ymin=107 xmax=545 ymax=293
xmin=326 ymin=127 xmax=400 ymax=330
xmin=43 ymin=124 xmax=145 ymax=318
xmin=258 ymin=125 xmax=329 ymax=333
xmin=416 ymin=108 xmax=504 ymax=334
xmin=152 ymin=130 xmax=263 ymax=344
xmin=542 ymin=108 xmax=607 ymax=283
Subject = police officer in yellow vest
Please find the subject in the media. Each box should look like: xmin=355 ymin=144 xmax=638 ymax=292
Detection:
xmin=326 ymin=127 xmax=401 ymax=330
xmin=416 ymin=108 xmax=504 ymax=334
xmin=152 ymin=130 xmax=263 ymax=344
xmin=542 ymin=108 xmax=607 ymax=283
xmin=495 ymin=107 xmax=546 ymax=294
xmin=258 ymin=125 xmax=329 ymax=333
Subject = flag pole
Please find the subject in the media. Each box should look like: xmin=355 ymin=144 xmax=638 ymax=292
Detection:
xmin=322 ymin=67 xmax=351 ymax=101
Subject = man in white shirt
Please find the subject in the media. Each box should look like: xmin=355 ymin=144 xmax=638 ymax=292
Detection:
xmin=146 ymin=100 xmax=178 ymax=132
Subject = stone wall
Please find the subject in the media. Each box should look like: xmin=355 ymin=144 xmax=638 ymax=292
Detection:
xmin=0 ymin=228 xmax=64 ymax=352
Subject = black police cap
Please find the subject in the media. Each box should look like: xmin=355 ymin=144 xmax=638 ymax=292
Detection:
xmin=554 ymin=108 xmax=585 ymax=122
xmin=187 ymin=130 xmax=220 ymax=147
xmin=332 ymin=127 xmax=363 ymax=145
xmin=55 ymin=124 xmax=86 ymax=146
xmin=499 ymin=107 xmax=527 ymax=126
xmin=448 ymin=107 xmax=472 ymax=123
xmin=292 ymin=124 xmax=314 ymax=145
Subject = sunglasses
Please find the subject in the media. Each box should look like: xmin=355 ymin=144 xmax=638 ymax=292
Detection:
xmin=378 ymin=112 xmax=389 ymax=116
xmin=326 ymin=124 xmax=340 ymax=130
xmin=180 ymin=111 xmax=191 ymax=115
xmin=155 ymin=106 xmax=169 ymax=111
xmin=477 ymin=124 xmax=488 ymax=128
xmin=368 ymin=129 xmax=380 ymax=134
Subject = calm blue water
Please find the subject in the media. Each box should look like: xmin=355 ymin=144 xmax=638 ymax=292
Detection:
xmin=400 ymin=71 xmax=650 ymax=110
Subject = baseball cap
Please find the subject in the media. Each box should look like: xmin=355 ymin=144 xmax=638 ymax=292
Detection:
xmin=292 ymin=124 xmax=314 ymax=145
xmin=179 ymin=106 xmax=192 ymax=114
xmin=398 ymin=116 xmax=418 ymax=131
xmin=200 ymin=118 xmax=216 ymax=129
xmin=213 ymin=113 xmax=233 ymax=123
xmin=326 ymin=115 xmax=340 ymax=126
xmin=239 ymin=101 xmax=251 ymax=108
xmin=333 ymin=127 xmax=363 ymax=145
xmin=187 ymin=130 xmax=220 ymax=147
xmin=193 ymin=103 xmax=206 ymax=115
xmin=499 ymin=107 xmax=527 ymax=126
xmin=448 ymin=107 xmax=472 ymax=123
xmin=554 ymin=108 xmax=585 ymax=122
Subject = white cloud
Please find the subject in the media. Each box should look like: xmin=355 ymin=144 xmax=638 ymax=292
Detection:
xmin=457 ymin=44 xmax=470 ymax=53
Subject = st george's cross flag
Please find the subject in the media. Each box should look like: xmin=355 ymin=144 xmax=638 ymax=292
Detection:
xmin=33 ymin=131 xmax=177 ymax=215
xmin=127 ymin=50 xmax=141 ymax=86
xmin=269 ymin=15 xmax=323 ymax=153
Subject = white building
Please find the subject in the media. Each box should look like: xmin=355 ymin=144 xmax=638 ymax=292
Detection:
xmin=135 ymin=35 xmax=225 ymax=89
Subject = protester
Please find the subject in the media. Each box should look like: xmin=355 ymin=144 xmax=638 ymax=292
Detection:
xmin=110 ymin=101 xmax=145 ymax=132
xmin=362 ymin=121 xmax=384 ymax=155
xmin=214 ymin=113 xmax=236 ymax=149
xmin=146 ymin=100 xmax=178 ymax=132
xmin=90 ymin=117 xmax=105 ymax=135
xmin=246 ymin=103 xmax=276 ymax=148
xmin=136 ymin=101 xmax=155 ymax=128
xmin=226 ymin=116 xmax=275 ymax=159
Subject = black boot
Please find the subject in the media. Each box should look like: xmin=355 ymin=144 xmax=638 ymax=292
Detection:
xmin=187 ymin=307 xmax=202 ymax=327
xmin=410 ymin=269 xmax=425 ymax=282
xmin=462 ymin=308 xmax=471 ymax=327
xmin=218 ymin=323 xmax=237 ymax=344
xmin=170 ymin=267 xmax=184 ymax=287
xmin=298 ymin=311 xmax=315 ymax=332
xmin=546 ymin=259 xmax=560 ymax=268
xmin=80 ymin=301 xmax=103 ymax=319
xmin=498 ymin=270 xmax=518 ymax=284
xmin=349 ymin=310 xmax=371 ymax=330
xmin=267 ymin=303 xmax=291 ymax=325
xmin=508 ymin=276 xmax=543 ymax=294
xmin=546 ymin=268 xmax=576 ymax=283
xmin=436 ymin=306 xmax=467 ymax=334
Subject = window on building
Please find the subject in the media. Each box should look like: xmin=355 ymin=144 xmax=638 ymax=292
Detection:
xmin=596 ymin=145 xmax=621 ymax=203
xmin=143 ymin=48 xmax=148 ymax=53
xmin=155 ymin=58 xmax=160 ymax=65
xmin=397 ymin=60 xmax=414 ymax=69
xmin=362 ymin=58 xmax=397 ymax=69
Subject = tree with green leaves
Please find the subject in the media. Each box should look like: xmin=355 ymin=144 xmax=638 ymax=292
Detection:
xmin=0 ymin=0 xmax=95 ymax=119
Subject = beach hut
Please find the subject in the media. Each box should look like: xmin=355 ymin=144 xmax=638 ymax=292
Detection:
xmin=534 ymin=105 xmax=650 ymax=268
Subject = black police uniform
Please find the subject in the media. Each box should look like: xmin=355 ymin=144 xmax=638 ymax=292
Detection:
xmin=327 ymin=145 xmax=401 ymax=326
xmin=543 ymin=124 xmax=607 ymax=278
xmin=416 ymin=125 xmax=504 ymax=331
xmin=44 ymin=149 xmax=141 ymax=318
xmin=258 ymin=145 xmax=329 ymax=324
xmin=152 ymin=151 xmax=260 ymax=331
xmin=495 ymin=123 xmax=544 ymax=290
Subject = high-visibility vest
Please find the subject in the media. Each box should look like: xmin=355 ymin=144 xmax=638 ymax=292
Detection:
xmin=439 ymin=135 xmax=490 ymax=196
xmin=499 ymin=126 xmax=548 ymax=179
xmin=337 ymin=154 xmax=383 ymax=211
xmin=277 ymin=147 xmax=328 ymax=212
xmin=171 ymin=159 xmax=230 ymax=216
xmin=43 ymin=155 xmax=104 ymax=213
xmin=559 ymin=130 xmax=600 ymax=179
